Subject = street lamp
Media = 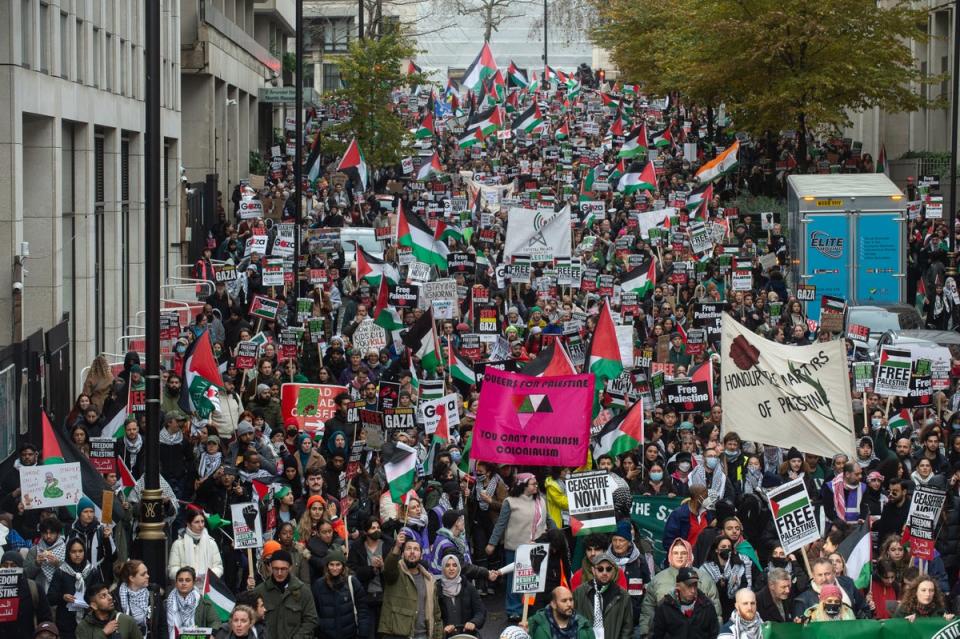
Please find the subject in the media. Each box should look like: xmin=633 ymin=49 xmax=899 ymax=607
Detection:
xmin=293 ymin=0 xmax=303 ymax=318
xmin=949 ymin=0 xmax=959 ymax=277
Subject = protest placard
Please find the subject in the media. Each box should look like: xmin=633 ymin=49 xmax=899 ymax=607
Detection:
xmin=215 ymin=264 xmax=237 ymax=283
xmin=20 ymin=462 xmax=83 ymax=509
xmin=874 ymin=346 xmax=912 ymax=397
xmin=766 ymin=478 xmax=820 ymax=554
xmin=0 ymin=569 xmax=21 ymax=622
xmin=906 ymin=486 xmax=946 ymax=560
xmin=418 ymin=393 xmax=462 ymax=434
xmin=245 ymin=235 xmax=268 ymax=256
xmin=235 ymin=341 xmax=259 ymax=370
xmin=230 ymin=502 xmax=263 ymax=549
xmin=250 ymin=296 xmax=279 ymax=321
xmin=352 ymin=320 xmax=388 ymax=354
xmin=177 ymin=629 xmax=214 ymax=639
xmin=384 ymin=407 xmax=415 ymax=430
xmin=407 ymin=262 xmax=432 ymax=283
xmin=566 ymin=471 xmax=616 ymax=536
xmin=630 ymin=496 xmax=683 ymax=567
xmin=852 ymin=362 xmax=874 ymax=393
xmin=512 ymin=543 xmax=550 ymax=594
xmin=89 ymin=437 xmax=116 ymax=474
xmin=280 ymin=384 xmax=347 ymax=437
xmin=262 ymin=258 xmax=285 ymax=286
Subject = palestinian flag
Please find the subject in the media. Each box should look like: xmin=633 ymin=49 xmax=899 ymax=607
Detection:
xmin=434 ymin=219 xmax=464 ymax=245
xmin=100 ymin=403 xmax=129 ymax=439
xmin=42 ymin=410 xmax=65 ymax=465
xmin=449 ymin=347 xmax=477 ymax=387
xmin=407 ymin=349 xmax=420 ymax=394
xmin=491 ymin=68 xmax=507 ymax=100
xmin=620 ymin=260 xmax=656 ymax=297
xmin=608 ymin=158 xmax=626 ymax=185
xmin=686 ymin=183 xmax=713 ymax=218
xmin=585 ymin=300 xmax=624 ymax=415
xmin=508 ymin=61 xmax=528 ymax=89
xmin=204 ymin=570 xmax=235 ymax=622
xmin=544 ymin=65 xmax=559 ymax=85
xmin=888 ymin=409 xmax=911 ymax=431
xmin=457 ymin=430 xmax=473 ymax=473
xmin=178 ymin=330 xmax=224 ymax=419
xmin=356 ymin=244 xmax=400 ymax=287
xmin=116 ymin=457 xmax=136 ymax=498
xmin=838 ymin=522 xmax=872 ymax=589
xmin=696 ymin=140 xmax=739 ymax=183
xmin=594 ymin=399 xmax=643 ymax=459
xmin=876 ymin=144 xmax=888 ymax=176
xmin=690 ymin=359 xmax=715 ymax=405
xmin=462 ymin=42 xmax=497 ymax=92
xmin=650 ymin=126 xmax=673 ymax=148
xmin=458 ymin=128 xmax=485 ymax=149
xmin=407 ymin=60 xmax=422 ymax=76
xmin=416 ymin=150 xmax=443 ymax=181
xmin=336 ymin=138 xmax=369 ymax=192
xmin=505 ymin=89 xmax=520 ymax=113
xmin=609 ymin=112 xmax=625 ymax=137
xmin=618 ymin=162 xmax=656 ymax=194
xmin=398 ymin=203 xmax=448 ymax=269
xmin=512 ymin=104 xmax=543 ymax=134
xmin=467 ymin=106 xmax=504 ymax=137
xmin=768 ymin=479 xmax=809 ymax=519
xmin=305 ymin=133 xmax=323 ymax=189
xmin=618 ymin=124 xmax=648 ymax=158
xmin=555 ymin=121 xmax=569 ymax=140
xmin=373 ymin=278 xmax=404 ymax=344
xmin=600 ymin=93 xmax=620 ymax=110
xmin=383 ymin=441 xmax=418 ymax=503
xmin=579 ymin=165 xmax=599 ymax=201
xmin=565 ymin=78 xmax=581 ymax=99
xmin=522 ymin=342 xmax=576 ymax=377
xmin=414 ymin=112 xmax=434 ymax=139
xmin=402 ymin=309 xmax=441 ymax=373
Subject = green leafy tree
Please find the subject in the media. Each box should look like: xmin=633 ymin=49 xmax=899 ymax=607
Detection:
xmin=591 ymin=0 xmax=942 ymax=168
xmin=325 ymin=33 xmax=424 ymax=170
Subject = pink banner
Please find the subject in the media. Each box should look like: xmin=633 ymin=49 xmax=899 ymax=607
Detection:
xmin=472 ymin=368 xmax=593 ymax=467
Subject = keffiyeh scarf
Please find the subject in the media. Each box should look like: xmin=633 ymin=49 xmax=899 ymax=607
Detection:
xmin=166 ymin=588 xmax=200 ymax=632
xmin=197 ymin=451 xmax=222 ymax=479
xmin=37 ymin=536 xmax=66 ymax=584
xmin=728 ymin=610 xmax=763 ymax=639
xmin=118 ymin=583 xmax=150 ymax=628
xmin=701 ymin=555 xmax=750 ymax=599
xmin=159 ymin=428 xmax=183 ymax=445
xmin=688 ymin=464 xmax=727 ymax=506
xmin=475 ymin=473 xmax=501 ymax=512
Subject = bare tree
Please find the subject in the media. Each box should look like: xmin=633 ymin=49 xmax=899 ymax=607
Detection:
xmin=432 ymin=0 xmax=536 ymax=43
xmin=527 ymin=0 xmax=598 ymax=45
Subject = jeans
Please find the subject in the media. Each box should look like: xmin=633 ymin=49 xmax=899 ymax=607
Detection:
xmin=504 ymin=548 xmax=521 ymax=617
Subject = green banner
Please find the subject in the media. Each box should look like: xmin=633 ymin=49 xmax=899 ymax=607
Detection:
xmin=762 ymin=617 xmax=955 ymax=639
xmin=629 ymin=495 xmax=682 ymax=568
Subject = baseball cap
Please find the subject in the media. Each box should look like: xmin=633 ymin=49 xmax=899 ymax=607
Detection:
xmin=676 ymin=567 xmax=699 ymax=584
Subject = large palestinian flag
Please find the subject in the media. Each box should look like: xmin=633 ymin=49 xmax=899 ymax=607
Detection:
xmin=467 ymin=106 xmax=504 ymax=137
xmin=383 ymin=441 xmax=418 ymax=503
xmin=585 ymin=300 xmax=624 ymax=415
xmin=397 ymin=203 xmax=448 ymax=269
xmin=203 ymin=570 xmax=235 ymax=622
xmin=618 ymin=124 xmax=648 ymax=158
xmin=618 ymin=161 xmax=656 ymax=194
xmin=462 ymin=42 xmax=497 ymax=92
xmin=512 ymin=103 xmax=543 ymax=134
xmin=593 ymin=399 xmax=643 ymax=459
xmin=402 ymin=309 xmax=441 ymax=373
xmin=336 ymin=138 xmax=368 ymax=192
xmin=356 ymin=244 xmax=400 ymax=287
xmin=178 ymin=330 xmax=224 ymax=419
xmin=620 ymin=260 xmax=656 ymax=297
xmin=416 ymin=151 xmax=443 ymax=181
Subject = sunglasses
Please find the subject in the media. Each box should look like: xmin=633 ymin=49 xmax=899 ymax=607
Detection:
xmin=594 ymin=565 xmax=614 ymax=573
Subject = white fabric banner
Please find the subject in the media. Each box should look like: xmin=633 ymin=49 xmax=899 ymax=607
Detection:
xmin=504 ymin=206 xmax=572 ymax=262
xmin=720 ymin=313 xmax=856 ymax=459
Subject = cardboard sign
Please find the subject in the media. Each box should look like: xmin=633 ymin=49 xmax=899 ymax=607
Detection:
xmin=384 ymin=407 xmax=415 ymax=430
xmin=419 ymin=279 xmax=458 ymax=310
xmin=352 ymin=320 xmax=388 ymax=354
xmin=280 ymin=384 xmax=348 ymax=436
xmin=20 ymin=462 xmax=83 ymax=509
xmin=906 ymin=486 xmax=946 ymax=560
xmin=447 ymin=252 xmax=475 ymax=273
xmin=796 ymin=285 xmax=817 ymax=302
xmin=408 ymin=262 xmax=432 ymax=283
xmin=231 ymin=502 xmax=263 ymax=549
xmin=127 ymin=383 xmax=146 ymax=414
xmin=874 ymin=346 xmax=912 ymax=397
xmin=245 ymin=235 xmax=268 ymax=256
xmin=512 ymin=543 xmax=551 ymax=594
xmin=250 ymin=296 xmax=279 ymax=321
xmin=766 ymin=478 xmax=820 ymax=554
xmin=378 ymin=382 xmax=400 ymax=411
xmin=476 ymin=304 xmax=500 ymax=334
xmin=852 ymin=362 xmax=874 ymax=393
xmin=215 ymin=264 xmax=237 ymax=283
xmin=731 ymin=270 xmax=753 ymax=292
xmin=389 ymin=285 xmax=420 ymax=309
xmin=567 ymin=471 xmax=616 ymax=536
xmin=235 ymin=341 xmax=260 ymax=370
xmin=89 ymin=437 xmax=117 ymax=474
xmin=846 ymin=324 xmax=869 ymax=345
xmin=663 ymin=380 xmax=711 ymax=412
xmin=417 ymin=393 xmax=461 ymax=434
xmin=262 ymin=258 xmax=285 ymax=287
xmin=239 ymin=198 xmax=264 ymax=219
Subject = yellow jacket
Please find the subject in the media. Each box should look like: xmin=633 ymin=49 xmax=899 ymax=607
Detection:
xmin=545 ymin=476 xmax=570 ymax=528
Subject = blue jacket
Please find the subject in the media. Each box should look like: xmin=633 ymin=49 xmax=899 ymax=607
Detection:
xmin=662 ymin=504 xmax=714 ymax=554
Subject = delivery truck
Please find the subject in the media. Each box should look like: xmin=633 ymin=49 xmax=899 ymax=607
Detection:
xmin=786 ymin=174 xmax=907 ymax=321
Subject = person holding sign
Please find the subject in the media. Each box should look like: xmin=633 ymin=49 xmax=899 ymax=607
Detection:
xmin=48 ymin=538 xmax=113 ymax=639
xmin=69 ymin=497 xmax=115 ymax=580
xmin=0 ymin=551 xmax=53 ymax=637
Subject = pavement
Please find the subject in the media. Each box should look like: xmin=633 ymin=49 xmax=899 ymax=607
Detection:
xmin=478 ymin=584 xmax=509 ymax=639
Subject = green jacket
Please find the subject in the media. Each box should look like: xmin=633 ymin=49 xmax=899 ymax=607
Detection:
xmin=573 ymin=580 xmax=633 ymax=639
xmin=378 ymin=551 xmax=443 ymax=639
xmin=527 ymin=607 xmax=594 ymax=639
xmin=254 ymin=575 xmax=318 ymax=639
xmin=76 ymin=610 xmax=143 ymax=639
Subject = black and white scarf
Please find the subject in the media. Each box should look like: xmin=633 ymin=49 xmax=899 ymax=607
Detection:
xmin=198 ymin=451 xmax=222 ymax=479
xmin=688 ymin=463 xmax=727 ymax=506
xmin=702 ymin=555 xmax=750 ymax=600
xmin=118 ymin=583 xmax=150 ymax=628
xmin=727 ymin=610 xmax=763 ymax=639
xmin=60 ymin=560 xmax=96 ymax=619
xmin=159 ymin=428 xmax=183 ymax=446
xmin=166 ymin=588 xmax=200 ymax=636
xmin=37 ymin=536 xmax=67 ymax=585
xmin=475 ymin=474 xmax=501 ymax=512
xmin=125 ymin=434 xmax=144 ymax=468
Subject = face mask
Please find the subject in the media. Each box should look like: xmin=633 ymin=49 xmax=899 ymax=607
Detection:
xmin=649 ymin=471 xmax=663 ymax=482
xmin=770 ymin=558 xmax=788 ymax=568
xmin=871 ymin=418 xmax=881 ymax=428
xmin=450 ymin=451 xmax=462 ymax=463
xmin=748 ymin=465 xmax=761 ymax=474
xmin=367 ymin=531 xmax=381 ymax=540
xmin=678 ymin=461 xmax=691 ymax=473
xmin=706 ymin=457 xmax=719 ymax=470
xmin=724 ymin=449 xmax=740 ymax=460
xmin=718 ymin=549 xmax=731 ymax=560
xmin=176 ymin=344 xmax=186 ymax=354
xmin=823 ymin=603 xmax=842 ymax=616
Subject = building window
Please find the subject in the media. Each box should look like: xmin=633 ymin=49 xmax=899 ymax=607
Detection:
xmin=77 ymin=19 xmax=84 ymax=83
xmin=60 ymin=12 xmax=69 ymax=78
xmin=323 ymin=17 xmax=352 ymax=52
xmin=21 ymin=0 xmax=32 ymax=68
xmin=121 ymin=137 xmax=130 ymax=332
xmin=94 ymin=132 xmax=106 ymax=355
xmin=322 ymin=63 xmax=341 ymax=92
xmin=61 ymin=122 xmax=77 ymax=371
xmin=39 ymin=2 xmax=49 ymax=72
xmin=93 ymin=27 xmax=100 ymax=86
xmin=106 ymin=33 xmax=113 ymax=91
xmin=119 ymin=39 xmax=126 ymax=95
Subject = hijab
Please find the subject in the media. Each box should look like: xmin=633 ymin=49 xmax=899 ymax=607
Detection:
xmin=439 ymin=554 xmax=462 ymax=597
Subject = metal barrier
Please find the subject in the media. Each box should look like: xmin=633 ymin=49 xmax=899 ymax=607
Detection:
xmin=117 ymin=334 xmax=146 ymax=356
xmin=162 ymin=279 xmax=214 ymax=302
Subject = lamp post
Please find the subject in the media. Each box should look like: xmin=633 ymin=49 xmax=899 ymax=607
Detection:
xmin=293 ymin=0 xmax=303 ymax=316
xmin=139 ymin=0 xmax=166 ymax=586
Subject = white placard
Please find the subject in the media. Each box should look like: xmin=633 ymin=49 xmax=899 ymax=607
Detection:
xmin=20 ymin=463 xmax=83 ymax=510
xmin=231 ymin=502 xmax=263 ymax=549
xmin=512 ymin=543 xmax=550 ymax=594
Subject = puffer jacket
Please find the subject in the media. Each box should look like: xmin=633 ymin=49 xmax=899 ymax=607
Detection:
xmin=311 ymin=574 xmax=371 ymax=639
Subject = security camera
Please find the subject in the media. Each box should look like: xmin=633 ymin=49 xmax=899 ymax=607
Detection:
xmin=12 ymin=281 xmax=23 ymax=292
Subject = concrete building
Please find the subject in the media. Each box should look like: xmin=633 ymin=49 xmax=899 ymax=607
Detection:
xmin=844 ymin=0 xmax=952 ymax=163
xmin=0 ymin=0 xmax=183 ymax=390
xmin=179 ymin=0 xmax=283 ymax=202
